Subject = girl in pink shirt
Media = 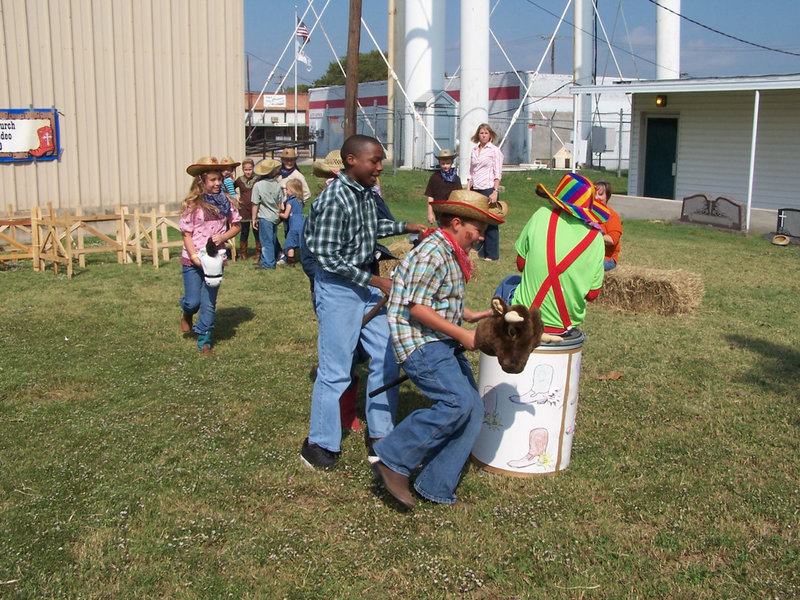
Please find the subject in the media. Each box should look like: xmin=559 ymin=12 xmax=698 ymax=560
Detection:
xmin=468 ymin=123 xmax=504 ymax=261
xmin=179 ymin=157 xmax=242 ymax=354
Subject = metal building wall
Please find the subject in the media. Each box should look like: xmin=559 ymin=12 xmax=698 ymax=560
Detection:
xmin=0 ymin=0 xmax=244 ymax=214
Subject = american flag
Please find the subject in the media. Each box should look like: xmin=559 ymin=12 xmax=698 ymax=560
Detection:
xmin=296 ymin=19 xmax=309 ymax=44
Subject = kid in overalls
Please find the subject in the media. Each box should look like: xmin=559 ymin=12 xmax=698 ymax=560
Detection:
xmin=495 ymin=173 xmax=608 ymax=334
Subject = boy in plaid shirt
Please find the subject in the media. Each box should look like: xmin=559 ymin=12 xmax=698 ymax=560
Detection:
xmin=371 ymin=190 xmax=506 ymax=508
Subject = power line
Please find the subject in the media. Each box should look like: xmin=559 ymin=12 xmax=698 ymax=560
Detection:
xmin=245 ymin=51 xmax=317 ymax=86
xmin=523 ymin=0 xmax=663 ymax=69
xmin=645 ymin=0 xmax=800 ymax=58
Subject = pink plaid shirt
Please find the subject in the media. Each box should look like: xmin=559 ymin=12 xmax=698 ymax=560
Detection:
xmin=468 ymin=142 xmax=503 ymax=190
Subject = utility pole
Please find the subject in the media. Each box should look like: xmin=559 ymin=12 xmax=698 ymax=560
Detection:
xmin=539 ymin=35 xmax=564 ymax=74
xmin=246 ymin=54 xmax=252 ymax=141
xmin=344 ymin=0 xmax=362 ymax=138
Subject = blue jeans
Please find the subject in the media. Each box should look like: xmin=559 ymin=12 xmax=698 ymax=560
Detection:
xmin=308 ymin=268 xmax=400 ymax=452
xmin=494 ymin=274 xmax=521 ymax=306
xmin=180 ymin=264 xmax=220 ymax=336
xmin=257 ymin=219 xmax=278 ymax=269
xmin=474 ymin=188 xmax=500 ymax=260
xmin=374 ymin=340 xmax=483 ymax=504
xmin=604 ymin=258 xmax=617 ymax=271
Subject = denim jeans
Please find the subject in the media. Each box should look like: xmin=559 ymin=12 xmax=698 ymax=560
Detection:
xmin=308 ymin=268 xmax=400 ymax=453
xmin=494 ymin=274 xmax=521 ymax=306
xmin=374 ymin=340 xmax=483 ymax=504
xmin=604 ymin=258 xmax=617 ymax=271
xmin=474 ymin=188 xmax=500 ymax=260
xmin=257 ymin=219 xmax=278 ymax=269
xmin=180 ymin=264 xmax=220 ymax=336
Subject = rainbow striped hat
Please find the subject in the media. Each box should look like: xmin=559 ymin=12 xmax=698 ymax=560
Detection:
xmin=536 ymin=173 xmax=610 ymax=225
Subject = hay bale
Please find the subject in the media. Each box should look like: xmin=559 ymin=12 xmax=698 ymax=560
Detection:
xmin=378 ymin=239 xmax=482 ymax=279
xmin=596 ymin=264 xmax=704 ymax=315
xmin=378 ymin=240 xmax=414 ymax=278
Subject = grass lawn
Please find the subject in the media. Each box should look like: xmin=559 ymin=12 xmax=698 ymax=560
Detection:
xmin=1 ymin=168 xmax=798 ymax=598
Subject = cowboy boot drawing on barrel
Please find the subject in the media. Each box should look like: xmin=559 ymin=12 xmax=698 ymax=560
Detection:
xmin=507 ymin=427 xmax=550 ymax=469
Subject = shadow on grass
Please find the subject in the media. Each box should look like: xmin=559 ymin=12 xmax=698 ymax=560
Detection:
xmin=214 ymin=306 xmax=255 ymax=342
xmin=725 ymin=333 xmax=800 ymax=398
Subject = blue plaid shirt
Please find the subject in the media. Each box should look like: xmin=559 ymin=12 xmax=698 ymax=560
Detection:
xmin=305 ymin=172 xmax=407 ymax=287
xmin=387 ymin=230 xmax=465 ymax=363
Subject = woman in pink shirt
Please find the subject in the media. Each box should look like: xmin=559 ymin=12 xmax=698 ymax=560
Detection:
xmin=179 ymin=157 xmax=242 ymax=354
xmin=468 ymin=123 xmax=504 ymax=261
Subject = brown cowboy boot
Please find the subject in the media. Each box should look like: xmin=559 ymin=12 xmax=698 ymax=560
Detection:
xmin=239 ymin=242 xmax=248 ymax=261
xmin=254 ymin=242 xmax=262 ymax=260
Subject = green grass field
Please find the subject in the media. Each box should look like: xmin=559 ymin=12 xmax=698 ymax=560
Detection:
xmin=1 ymin=168 xmax=798 ymax=598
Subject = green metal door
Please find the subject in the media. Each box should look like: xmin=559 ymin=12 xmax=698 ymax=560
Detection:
xmin=643 ymin=117 xmax=678 ymax=199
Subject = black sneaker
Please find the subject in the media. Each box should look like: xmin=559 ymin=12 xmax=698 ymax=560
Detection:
xmin=300 ymin=438 xmax=338 ymax=470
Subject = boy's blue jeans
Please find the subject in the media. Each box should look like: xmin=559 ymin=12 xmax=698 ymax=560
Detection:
xmin=257 ymin=219 xmax=279 ymax=269
xmin=374 ymin=340 xmax=483 ymax=504
xmin=179 ymin=264 xmax=219 ymax=335
xmin=308 ymin=268 xmax=400 ymax=453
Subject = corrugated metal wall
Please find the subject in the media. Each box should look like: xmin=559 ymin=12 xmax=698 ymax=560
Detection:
xmin=0 ymin=0 xmax=244 ymax=215
xmin=629 ymin=90 xmax=800 ymax=211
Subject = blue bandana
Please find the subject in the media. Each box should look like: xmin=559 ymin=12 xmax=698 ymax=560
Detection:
xmin=204 ymin=192 xmax=231 ymax=218
xmin=440 ymin=166 xmax=458 ymax=183
xmin=280 ymin=166 xmax=297 ymax=179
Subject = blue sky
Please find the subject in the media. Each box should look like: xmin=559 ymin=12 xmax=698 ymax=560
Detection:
xmin=244 ymin=0 xmax=800 ymax=91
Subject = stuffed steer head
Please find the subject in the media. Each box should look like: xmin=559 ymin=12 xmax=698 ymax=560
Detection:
xmin=475 ymin=297 xmax=545 ymax=374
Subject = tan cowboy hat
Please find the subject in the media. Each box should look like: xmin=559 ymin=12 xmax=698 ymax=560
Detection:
xmin=186 ymin=156 xmax=227 ymax=177
xmin=254 ymin=158 xmax=281 ymax=177
xmin=219 ymin=156 xmax=241 ymax=170
xmin=281 ymin=148 xmax=298 ymax=160
xmin=435 ymin=148 xmax=457 ymax=160
xmin=312 ymin=150 xmax=345 ymax=178
xmin=771 ymin=234 xmax=791 ymax=246
xmin=431 ymin=189 xmax=508 ymax=225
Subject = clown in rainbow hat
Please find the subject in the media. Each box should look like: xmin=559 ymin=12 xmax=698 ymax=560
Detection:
xmin=495 ymin=172 xmax=608 ymax=334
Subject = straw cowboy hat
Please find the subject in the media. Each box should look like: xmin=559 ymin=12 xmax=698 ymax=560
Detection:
xmin=312 ymin=150 xmax=345 ymax=178
xmin=536 ymin=172 xmax=610 ymax=226
xmin=254 ymin=158 xmax=281 ymax=177
xmin=431 ymin=189 xmax=508 ymax=225
xmin=435 ymin=148 xmax=457 ymax=160
xmin=280 ymin=148 xmax=298 ymax=160
xmin=219 ymin=156 xmax=241 ymax=170
xmin=186 ymin=156 xmax=238 ymax=177
xmin=771 ymin=234 xmax=791 ymax=246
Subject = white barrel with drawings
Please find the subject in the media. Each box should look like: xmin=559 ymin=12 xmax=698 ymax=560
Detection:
xmin=471 ymin=330 xmax=585 ymax=476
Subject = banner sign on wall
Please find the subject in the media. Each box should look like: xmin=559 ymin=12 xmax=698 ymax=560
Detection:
xmin=0 ymin=108 xmax=60 ymax=162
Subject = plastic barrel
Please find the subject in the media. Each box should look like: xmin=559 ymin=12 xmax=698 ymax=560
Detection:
xmin=471 ymin=330 xmax=586 ymax=476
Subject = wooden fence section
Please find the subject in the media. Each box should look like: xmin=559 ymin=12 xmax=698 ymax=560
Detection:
xmin=0 ymin=204 xmax=35 ymax=265
xmin=0 ymin=204 xmax=200 ymax=277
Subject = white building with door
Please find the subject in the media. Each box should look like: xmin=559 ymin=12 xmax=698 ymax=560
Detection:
xmin=572 ymin=74 xmax=800 ymax=217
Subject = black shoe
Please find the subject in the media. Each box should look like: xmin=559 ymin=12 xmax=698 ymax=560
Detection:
xmin=300 ymin=438 xmax=338 ymax=470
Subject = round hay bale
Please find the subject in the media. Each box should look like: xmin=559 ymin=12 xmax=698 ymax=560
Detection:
xmin=596 ymin=265 xmax=704 ymax=315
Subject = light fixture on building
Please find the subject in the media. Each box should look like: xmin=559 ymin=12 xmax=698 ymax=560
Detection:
xmin=655 ymin=95 xmax=668 ymax=108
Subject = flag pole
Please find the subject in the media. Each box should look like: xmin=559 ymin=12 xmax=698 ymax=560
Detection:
xmin=294 ymin=7 xmax=299 ymax=142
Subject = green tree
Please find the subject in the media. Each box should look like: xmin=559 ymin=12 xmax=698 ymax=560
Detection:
xmin=284 ymin=85 xmax=310 ymax=94
xmin=312 ymin=49 xmax=388 ymax=86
